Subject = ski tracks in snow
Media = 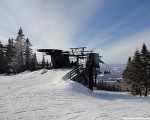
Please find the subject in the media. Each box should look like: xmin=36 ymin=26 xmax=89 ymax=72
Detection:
xmin=0 ymin=69 xmax=150 ymax=120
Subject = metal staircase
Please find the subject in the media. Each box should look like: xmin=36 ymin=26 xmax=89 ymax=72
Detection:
xmin=68 ymin=64 xmax=84 ymax=80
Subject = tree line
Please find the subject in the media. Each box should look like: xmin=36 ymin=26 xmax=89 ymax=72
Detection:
xmin=97 ymin=80 xmax=123 ymax=91
xmin=122 ymin=43 xmax=150 ymax=97
xmin=0 ymin=27 xmax=38 ymax=74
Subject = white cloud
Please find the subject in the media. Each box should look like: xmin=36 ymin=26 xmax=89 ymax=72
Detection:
xmin=1 ymin=0 xmax=149 ymax=64
xmin=0 ymin=35 xmax=4 ymax=40
xmin=0 ymin=0 xmax=102 ymax=61
xmin=97 ymin=29 xmax=150 ymax=64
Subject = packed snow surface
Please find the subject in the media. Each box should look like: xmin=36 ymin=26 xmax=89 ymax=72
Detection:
xmin=0 ymin=69 xmax=150 ymax=120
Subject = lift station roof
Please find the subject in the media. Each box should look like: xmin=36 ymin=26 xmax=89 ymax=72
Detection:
xmin=37 ymin=49 xmax=69 ymax=55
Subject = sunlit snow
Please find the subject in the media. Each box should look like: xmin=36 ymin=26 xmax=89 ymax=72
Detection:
xmin=0 ymin=69 xmax=150 ymax=120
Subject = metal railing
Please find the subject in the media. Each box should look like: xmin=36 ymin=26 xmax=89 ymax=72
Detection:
xmin=68 ymin=64 xmax=84 ymax=80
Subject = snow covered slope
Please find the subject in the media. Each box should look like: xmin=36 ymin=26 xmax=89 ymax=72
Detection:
xmin=0 ymin=69 xmax=150 ymax=120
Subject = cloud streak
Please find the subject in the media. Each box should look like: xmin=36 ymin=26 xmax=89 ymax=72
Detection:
xmin=97 ymin=29 xmax=150 ymax=64
xmin=0 ymin=0 xmax=103 ymax=60
xmin=0 ymin=0 xmax=150 ymax=63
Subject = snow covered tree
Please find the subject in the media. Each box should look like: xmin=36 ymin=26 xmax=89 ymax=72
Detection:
xmin=14 ymin=27 xmax=26 ymax=73
xmin=14 ymin=27 xmax=38 ymax=72
xmin=5 ymin=39 xmax=17 ymax=73
xmin=0 ymin=28 xmax=37 ymax=74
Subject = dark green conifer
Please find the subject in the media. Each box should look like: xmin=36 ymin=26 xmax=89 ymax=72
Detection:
xmin=140 ymin=43 xmax=150 ymax=96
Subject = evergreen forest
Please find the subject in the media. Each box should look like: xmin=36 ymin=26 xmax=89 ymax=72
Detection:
xmin=0 ymin=28 xmax=38 ymax=74
xmin=122 ymin=43 xmax=150 ymax=97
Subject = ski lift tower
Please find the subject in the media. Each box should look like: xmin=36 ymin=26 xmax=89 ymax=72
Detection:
xmin=37 ymin=47 xmax=104 ymax=91
xmin=86 ymin=53 xmax=100 ymax=91
xmin=70 ymin=47 xmax=86 ymax=65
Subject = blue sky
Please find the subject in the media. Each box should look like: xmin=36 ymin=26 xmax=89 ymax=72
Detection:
xmin=0 ymin=0 xmax=150 ymax=64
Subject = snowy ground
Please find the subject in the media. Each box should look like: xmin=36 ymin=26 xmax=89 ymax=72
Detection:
xmin=0 ymin=69 xmax=150 ymax=120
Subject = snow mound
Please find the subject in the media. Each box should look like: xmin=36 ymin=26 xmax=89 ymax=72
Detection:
xmin=0 ymin=69 xmax=150 ymax=120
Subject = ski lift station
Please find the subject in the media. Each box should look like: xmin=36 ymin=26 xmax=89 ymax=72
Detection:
xmin=37 ymin=47 xmax=104 ymax=91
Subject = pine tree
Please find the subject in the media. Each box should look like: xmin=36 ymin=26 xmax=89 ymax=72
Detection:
xmin=131 ymin=50 xmax=144 ymax=96
xmin=140 ymin=43 xmax=150 ymax=96
xmin=30 ymin=53 xmax=37 ymax=71
xmin=0 ymin=42 xmax=5 ymax=73
xmin=24 ymin=38 xmax=32 ymax=70
xmin=14 ymin=27 xmax=26 ymax=73
xmin=122 ymin=57 xmax=133 ymax=93
xmin=123 ymin=44 xmax=150 ymax=96
xmin=148 ymin=50 xmax=150 ymax=94
xmin=0 ymin=28 xmax=37 ymax=74
xmin=5 ymin=39 xmax=16 ymax=73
